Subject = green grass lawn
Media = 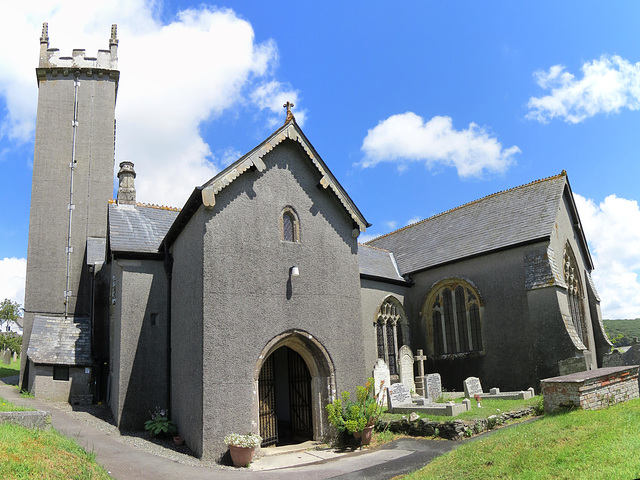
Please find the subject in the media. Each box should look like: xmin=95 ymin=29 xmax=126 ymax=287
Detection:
xmin=380 ymin=396 xmax=543 ymax=423
xmin=0 ymin=358 xmax=20 ymax=379
xmin=403 ymin=398 xmax=640 ymax=480
xmin=0 ymin=423 xmax=111 ymax=479
xmin=0 ymin=396 xmax=32 ymax=412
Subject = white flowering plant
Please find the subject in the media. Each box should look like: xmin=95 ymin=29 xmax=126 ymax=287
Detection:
xmin=224 ymin=432 xmax=263 ymax=448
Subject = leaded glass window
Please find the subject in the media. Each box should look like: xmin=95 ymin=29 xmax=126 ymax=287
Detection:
xmin=375 ymin=297 xmax=408 ymax=377
xmin=427 ymin=280 xmax=483 ymax=356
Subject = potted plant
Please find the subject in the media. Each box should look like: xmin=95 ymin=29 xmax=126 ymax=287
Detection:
xmin=326 ymin=378 xmax=385 ymax=445
xmin=144 ymin=407 xmax=177 ymax=438
xmin=224 ymin=432 xmax=262 ymax=467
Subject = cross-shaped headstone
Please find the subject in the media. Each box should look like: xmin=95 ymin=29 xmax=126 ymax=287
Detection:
xmin=415 ymin=349 xmax=427 ymax=378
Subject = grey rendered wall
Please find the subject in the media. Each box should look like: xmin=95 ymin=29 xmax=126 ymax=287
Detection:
xmin=23 ymin=72 xmax=116 ymax=384
xmin=170 ymin=209 xmax=205 ymax=456
xmin=360 ymin=279 xmax=408 ymax=376
xmin=197 ymin=140 xmax=365 ymax=460
xmin=407 ymin=245 xmax=539 ymax=392
xmin=110 ymin=259 xmax=168 ymax=430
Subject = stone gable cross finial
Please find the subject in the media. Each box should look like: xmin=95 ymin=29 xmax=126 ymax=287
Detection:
xmin=283 ymin=101 xmax=295 ymax=123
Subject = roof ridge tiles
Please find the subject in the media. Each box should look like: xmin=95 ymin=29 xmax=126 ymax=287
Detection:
xmin=366 ymin=170 xmax=566 ymax=245
xmin=109 ymin=198 xmax=181 ymax=211
xmin=358 ymin=243 xmax=391 ymax=253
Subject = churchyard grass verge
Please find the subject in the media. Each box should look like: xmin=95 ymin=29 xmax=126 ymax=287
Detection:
xmin=0 ymin=396 xmax=32 ymax=412
xmin=402 ymin=397 xmax=640 ymax=480
xmin=0 ymin=358 xmax=20 ymax=379
xmin=0 ymin=423 xmax=110 ymax=479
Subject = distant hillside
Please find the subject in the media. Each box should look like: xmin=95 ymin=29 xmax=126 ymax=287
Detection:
xmin=603 ymin=319 xmax=640 ymax=347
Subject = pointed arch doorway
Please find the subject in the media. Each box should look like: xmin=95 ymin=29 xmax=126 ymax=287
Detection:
xmin=255 ymin=330 xmax=335 ymax=448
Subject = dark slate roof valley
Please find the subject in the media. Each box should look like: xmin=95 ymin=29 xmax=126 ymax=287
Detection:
xmin=27 ymin=316 xmax=91 ymax=365
xmin=109 ymin=202 xmax=180 ymax=254
xmin=358 ymin=244 xmax=406 ymax=283
xmin=367 ymin=173 xmax=568 ymax=275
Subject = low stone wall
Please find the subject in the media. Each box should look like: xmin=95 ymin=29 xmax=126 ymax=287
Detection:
xmin=0 ymin=410 xmax=52 ymax=430
xmin=377 ymin=407 xmax=536 ymax=440
xmin=540 ymin=365 xmax=639 ymax=413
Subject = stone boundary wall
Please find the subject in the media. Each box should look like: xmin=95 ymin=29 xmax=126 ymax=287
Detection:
xmin=0 ymin=410 xmax=51 ymax=430
xmin=377 ymin=406 xmax=537 ymax=440
xmin=540 ymin=365 xmax=639 ymax=413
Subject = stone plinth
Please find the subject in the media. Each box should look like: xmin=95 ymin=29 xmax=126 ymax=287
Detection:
xmin=540 ymin=365 xmax=639 ymax=413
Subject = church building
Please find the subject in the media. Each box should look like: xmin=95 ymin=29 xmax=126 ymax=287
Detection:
xmin=21 ymin=25 xmax=610 ymax=461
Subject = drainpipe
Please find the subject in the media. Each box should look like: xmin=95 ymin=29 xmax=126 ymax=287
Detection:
xmin=64 ymin=72 xmax=80 ymax=318
xmin=164 ymin=242 xmax=173 ymax=413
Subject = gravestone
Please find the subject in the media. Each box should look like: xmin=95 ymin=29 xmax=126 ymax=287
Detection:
xmin=2 ymin=350 xmax=10 ymax=365
xmin=373 ymin=359 xmax=391 ymax=396
xmin=414 ymin=349 xmax=427 ymax=396
xmin=398 ymin=345 xmax=415 ymax=392
xmin=387 ymin=382 xmax=413 ymax=411
xmin=463 ymin=376 xmax=483 ymax=398
xmin=12 ymin=351 xmax=17 ymax=362
xmin=425 ymin=373 xmax=442 ymax=400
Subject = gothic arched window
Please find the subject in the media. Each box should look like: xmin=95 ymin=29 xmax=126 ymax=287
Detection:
xmin=280 ymin=207 xmax=300 ymax=242
xmin=564 ymin=244 xmax=588 ymax=347
xmin=424 ymin=279 xmax=483 ymax=356
xmin=375 ymin=297 xmax=408 ymax=377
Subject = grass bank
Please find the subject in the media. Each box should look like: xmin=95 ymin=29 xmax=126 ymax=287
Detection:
xmin=403 ymin=398 xmax=640 ymax=479
xmin=0 ymin=358 xmax=20 ymax=379
xmin=0 ymin=423 xmax=110 ymax=479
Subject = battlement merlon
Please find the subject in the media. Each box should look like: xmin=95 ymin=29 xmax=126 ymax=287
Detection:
xmin=37 ymin=22 xmax=118 ymax=71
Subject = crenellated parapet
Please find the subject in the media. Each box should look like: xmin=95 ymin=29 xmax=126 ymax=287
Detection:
xmin=37 ymin=22 xmax=119 ymax=76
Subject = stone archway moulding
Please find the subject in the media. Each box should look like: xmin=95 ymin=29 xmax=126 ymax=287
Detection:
xmin=253 ymin=329 xmax=337 ymax=442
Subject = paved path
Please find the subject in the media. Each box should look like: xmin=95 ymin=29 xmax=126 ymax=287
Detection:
xmin=0 ymin=378 xmax=461 ymax=479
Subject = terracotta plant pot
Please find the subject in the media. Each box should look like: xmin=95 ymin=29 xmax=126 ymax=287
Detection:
xmin=173 ymin=435 xmax=184 ymax=445
xmin=360 ymin=425 xmax=374 ymax=445
xmin=229 ymin=445 xmax=256 ymax=467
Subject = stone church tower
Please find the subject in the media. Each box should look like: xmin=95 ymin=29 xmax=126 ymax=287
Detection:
xmin=21 ymin=24 xmax=119 ymax=399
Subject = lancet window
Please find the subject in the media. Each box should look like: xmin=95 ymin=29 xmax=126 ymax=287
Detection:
xmin=564 ymin=245 xmax=588 ymax=347
xmin=280 ymin=207 xmax=300 ymax=242
xmin=375 ymin=297 xmax=407 ymax=377
xmin=425 ymin=280 xmax=483 ymax=356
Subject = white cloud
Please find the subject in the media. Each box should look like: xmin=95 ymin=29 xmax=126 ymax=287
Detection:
xmin=360 ymin=113 xmax=519 ymax=178
xmin=0 ymin=258 xmax=27 ymax=307
xmin=384 ymin=220 xmax=397 ymax=230
xmin=575 ymin=193 xmax=640 ymax=319
xmin=0 ymin=1 xmax=300 ymax=208
xmin=527 ymin=55 xmax=640 ymax=124
xmin=250 ymin=81 xmax=306 ymax=128
xmin=406 ymin=216 xmax=422 ymax=226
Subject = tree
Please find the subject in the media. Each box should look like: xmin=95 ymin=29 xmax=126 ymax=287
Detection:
xmin=0 ymin=299 xmax=21 ymax=322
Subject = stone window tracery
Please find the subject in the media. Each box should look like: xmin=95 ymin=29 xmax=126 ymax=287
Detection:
xmin=375 ymin=297 xmax=408 ymax=377
xmin=564 ymin=244 xmax=588 ymax=347
xmin=425 ymin=280 xmax=483 ymax=356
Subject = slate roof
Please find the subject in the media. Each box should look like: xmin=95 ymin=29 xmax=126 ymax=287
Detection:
xmin=27 ymin=316 xmax=91 ymax=365
xmin=109 ymin=202 xmax=180 ymax=254
xmin=367 ymin=173 xmax=571 ymax=275
xmin=358 ymin=244 xmax=407 ymax=283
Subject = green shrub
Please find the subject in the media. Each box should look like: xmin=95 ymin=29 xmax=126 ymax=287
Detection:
xmin=144 ymin=407 xmax=177 ymax=437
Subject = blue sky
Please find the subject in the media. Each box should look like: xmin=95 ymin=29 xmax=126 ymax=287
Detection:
xmin=0 ymin=1 xmax=639 ymax=318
